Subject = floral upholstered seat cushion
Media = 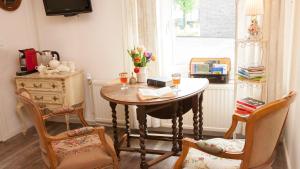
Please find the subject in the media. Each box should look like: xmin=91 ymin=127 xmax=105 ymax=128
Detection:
xmin=52 ymin=134 xmax=114 ymax=169
xmin=183 ymin=138 xmax=245 ymax=169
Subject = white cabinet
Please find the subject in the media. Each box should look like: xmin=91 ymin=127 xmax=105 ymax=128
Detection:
xmin=15 ymin=70 xmax=84 ymax=133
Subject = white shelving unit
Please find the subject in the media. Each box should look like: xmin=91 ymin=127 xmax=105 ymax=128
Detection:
xmin=233 ymin=0 xmax=269 ymax=136
xmin=234 ymin=0 xmax=268 ymax=104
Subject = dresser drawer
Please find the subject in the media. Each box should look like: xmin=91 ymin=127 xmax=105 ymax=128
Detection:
xmin=31 ymin=92 xmax=63 ymax=104
xmin=16 ymin=79 xmax=64 ymax=92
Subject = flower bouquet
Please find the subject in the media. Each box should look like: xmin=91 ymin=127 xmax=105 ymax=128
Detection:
xmin=128 ymin=46 xmax=156 ymax=82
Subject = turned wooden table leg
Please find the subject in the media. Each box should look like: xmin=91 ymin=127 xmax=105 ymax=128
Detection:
xmin=124 ymin=105 xmax=130 ymax=147
xmin=172 ymin=102 xmax=178 ymax=153
xmin=144 ymin=114 xmax=148 ymax=137
xmin=198 ymin=92 xmax=204 ymax=139
xmin=192 ymin=95 xmax=200 ymax=140
xmin=110 ymin=102 xmax=120 ymax=157
xmin=137 ymin=106 xmax=148 ymax=169
xmin=178 ymin=102 xmax=183 ymax=151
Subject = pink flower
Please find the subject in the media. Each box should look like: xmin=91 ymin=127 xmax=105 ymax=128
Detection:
xmin=131 ymin=49 xmax=138 ymax=55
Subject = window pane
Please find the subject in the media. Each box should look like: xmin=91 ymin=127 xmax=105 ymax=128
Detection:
xmin=174 ymin=0 xmax=236 ymax=38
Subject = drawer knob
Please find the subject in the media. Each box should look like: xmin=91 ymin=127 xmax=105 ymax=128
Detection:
xmin=52 ymin=84 xmax=57 ymax=89
xmin=53 ymin=96 xmax=58 ymax=101
xmin=33 ymin=83 xmax=42 ymax=88
xmin=20 ymin=82 xmax=25 ymax=87
xmin=34 ymin=96 xmax=43 ymax=101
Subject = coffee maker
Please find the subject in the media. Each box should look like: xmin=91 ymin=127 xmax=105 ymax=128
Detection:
xmin=16 ymin=48 xmax=38 ymax=76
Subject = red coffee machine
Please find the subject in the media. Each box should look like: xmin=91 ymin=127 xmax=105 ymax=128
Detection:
xmin=16 ymin=48 xmax=38 ymax=76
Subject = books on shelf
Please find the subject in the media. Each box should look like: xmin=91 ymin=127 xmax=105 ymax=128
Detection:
xmin=191 ymin=62 xmax=228 ymax=75
xmin=147 ymin=77 xmax=173 ymax=87
xmin=138 ymin=87 xmax=176 ymax=100
xmin=237 ymin=66 xmax=265 ymax=82
xmin=191 ymin=62 xmax=210 ymax=74
xmin=235 ymin=97 xmax=265 ymax=115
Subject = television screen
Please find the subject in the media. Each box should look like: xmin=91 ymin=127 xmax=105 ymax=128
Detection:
xmin=43 ymin=0 xmax=92 ymax=16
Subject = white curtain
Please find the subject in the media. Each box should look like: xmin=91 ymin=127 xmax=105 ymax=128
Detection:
xmin=263 ymin=0 xmax=295 ymax=101
xmin=122 ymin=0 xmax=161 ymax=128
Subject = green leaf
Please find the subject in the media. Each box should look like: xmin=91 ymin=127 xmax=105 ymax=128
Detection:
xmin=175 ymin=0 xmax=196 ymax=14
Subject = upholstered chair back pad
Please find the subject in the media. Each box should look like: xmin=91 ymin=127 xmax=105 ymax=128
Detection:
xmin=246 ymin=92 xmax=296 ymax=168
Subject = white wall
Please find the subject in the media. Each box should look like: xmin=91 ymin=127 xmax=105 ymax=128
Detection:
xmin=32 ymin=0 xmax=125 ymax=121
xmin=0 ymin=0 xmax=125 ymax=141
xmin=0 ymin=0 xmax=39 ymax=141
xmin=285 ymin=0 xmax=300 ymax=168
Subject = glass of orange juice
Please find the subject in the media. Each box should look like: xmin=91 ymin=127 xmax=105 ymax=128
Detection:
xmin=172 ymin=73 xmax=181 ymax=90
xmin=119 ymin=72 xmax=128 ymax=90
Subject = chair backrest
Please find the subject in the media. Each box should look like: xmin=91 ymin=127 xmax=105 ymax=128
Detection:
xmin=16 ymin=89 xmax=48 ymax=151
xmin=244 ymin=91 xmax=296 ymax=168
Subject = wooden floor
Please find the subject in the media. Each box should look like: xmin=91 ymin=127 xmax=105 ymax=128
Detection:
xmin=0 ymin=122 xmax=287 ymax=169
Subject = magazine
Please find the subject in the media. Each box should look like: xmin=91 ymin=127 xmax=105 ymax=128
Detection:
xmin=138 ymin=87 xmax=176 ymax=100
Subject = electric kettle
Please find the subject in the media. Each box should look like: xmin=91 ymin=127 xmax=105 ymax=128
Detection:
xmin=38 ymin=50 xmax=60 ymax=66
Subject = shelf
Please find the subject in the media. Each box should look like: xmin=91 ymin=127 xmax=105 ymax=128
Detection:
xmin=237 ymin=38 xmax=267 ymax=48
xmin=237 ymin=38 xmax=267 ymax=43
xmin=235 ymin=77 xmax=266 ymax=85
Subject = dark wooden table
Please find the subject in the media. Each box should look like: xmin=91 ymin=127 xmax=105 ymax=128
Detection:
xmin=100 ymin=78 xmax=209 ymax=169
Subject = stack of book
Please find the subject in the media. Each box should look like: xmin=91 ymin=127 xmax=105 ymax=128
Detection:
xmin=147 ymin=77 xmax=173 ymax=87
xmin=235 ymin=97 xmax=265 ymax=115
xmin=238 ymin=66 xmax=265 ymax=82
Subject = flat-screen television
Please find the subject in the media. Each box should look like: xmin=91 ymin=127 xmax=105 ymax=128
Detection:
xmin=43 ymin=0 xmax=92 ymax=17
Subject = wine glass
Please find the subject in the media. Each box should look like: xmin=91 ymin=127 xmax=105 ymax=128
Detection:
xmin=172 ymin=73 xmax=181 ymax=91
xmin=119 ymin=72 xmax=128 ymax=90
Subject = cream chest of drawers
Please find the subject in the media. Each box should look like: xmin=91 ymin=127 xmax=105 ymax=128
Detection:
xmin=15 ymin=70 xmax=84 ymax=133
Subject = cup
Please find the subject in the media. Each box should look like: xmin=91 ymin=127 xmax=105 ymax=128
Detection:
xmin=119 ymin=72 xmax=128 ymax=90
xmin=172 ymin=73 xmax=181 ymax=90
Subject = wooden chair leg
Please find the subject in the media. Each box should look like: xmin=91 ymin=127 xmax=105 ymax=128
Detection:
xmin=77 ymin=108 xmax=89 ymax=127
xmin=97 ymin=127 xmax=120 ymax=169
xmin=173 ymin=141 xmax=190 ymax=169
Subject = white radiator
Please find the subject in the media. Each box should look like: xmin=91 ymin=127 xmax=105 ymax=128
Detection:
xmin=91 ymin=81 xmax=234 ymax=132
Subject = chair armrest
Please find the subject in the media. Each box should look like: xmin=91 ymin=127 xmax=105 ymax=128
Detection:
xmin=42 ymin=107 xmax=77 ymax=119
xmin=233 ymin=113 xmax=250 ymax=122
xmin=183 ymin=138 xmax=244 ymax=159
xmin=173 ymin=138 xmax=244 ymax=169
xmin=224 ymin=113 xmax=250 ymax=139
xmin=42 ymin=104 xmax=89 ymax=126
xmin=196 ymin=140 xmax=224 ymax=154
xmin=45 ymin=127 xmax=98 ymax=141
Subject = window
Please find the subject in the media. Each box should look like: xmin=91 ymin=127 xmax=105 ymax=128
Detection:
xmin=162 ymin=0 xmax=236 ymax=77
xmin=174 ymin=0 xmax=235 ymax=38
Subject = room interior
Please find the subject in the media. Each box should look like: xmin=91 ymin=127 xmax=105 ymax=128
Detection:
xmin=0 ymin=0 xmax=300 ymax=169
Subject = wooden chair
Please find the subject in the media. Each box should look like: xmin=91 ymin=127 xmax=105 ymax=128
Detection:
xmin=16 ymin=89 xmax=119 ymax=169
xmin=174 ymin=91 xmax=296 ymax=169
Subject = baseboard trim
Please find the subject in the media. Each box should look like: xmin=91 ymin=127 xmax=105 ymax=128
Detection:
xmin=2 ymin=125 xmax=28 ymax=141
xmin=283 ymin=139 xmax=292 ymax=169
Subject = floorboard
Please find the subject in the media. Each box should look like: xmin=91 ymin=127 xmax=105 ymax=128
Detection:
xmin=0 ymin=122 xmax=287 ymax=169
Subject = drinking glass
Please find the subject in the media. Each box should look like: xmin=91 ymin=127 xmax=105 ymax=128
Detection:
xmin=119 ymin=72 xmax=128 ymax=90
xmin=172 ymin=73 xmax=181 ymax=91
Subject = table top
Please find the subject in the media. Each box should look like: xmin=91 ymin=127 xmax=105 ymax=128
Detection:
xmin=100 ymin=78 xmax=209 ymax=106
